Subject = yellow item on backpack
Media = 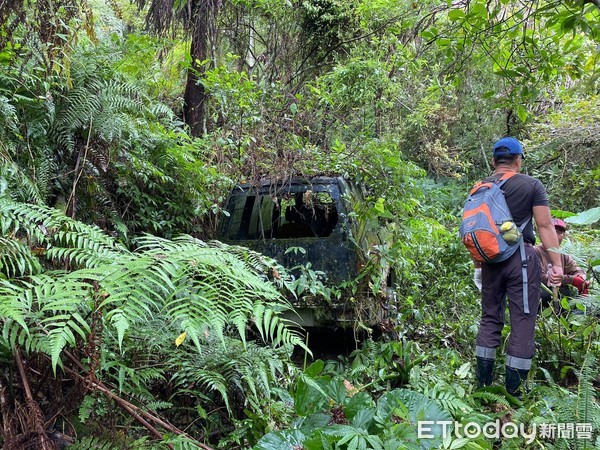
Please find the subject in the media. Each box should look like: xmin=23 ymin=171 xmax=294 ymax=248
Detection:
xmin=501 ymin=221 xmax=520 ymax=243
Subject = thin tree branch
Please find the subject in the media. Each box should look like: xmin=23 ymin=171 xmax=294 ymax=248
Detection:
xmin=14 ymin=348 xmax=56 ymax=450
xmin=289 ymin=14 xmax=406 ymax=89
xmin=22 ymin=322 xmax=216 ymax=450
xmin=67 ymin=117 xmax=93 ymax=219
xmin=55 ymin=350 xmax=216 ymax=450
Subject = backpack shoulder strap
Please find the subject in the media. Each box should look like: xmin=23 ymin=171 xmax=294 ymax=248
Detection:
xmin=518 ymin=216 xmax=531 ymax=232
xmin=470 ymin=171 xmax=518 ymax=195
xmin=518 ymin=215 xmax=532 ymax=314
xmin=518 ymin=239 xmax=530 ymax=314
xmin=495 ymin=171 xmax=518 ymax=189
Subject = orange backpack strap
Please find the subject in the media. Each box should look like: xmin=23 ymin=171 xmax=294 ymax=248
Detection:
xmin=496 ymin=171 xmax=518 ymax=182
xmin=469 ymin=171 xmax=517 ymax=195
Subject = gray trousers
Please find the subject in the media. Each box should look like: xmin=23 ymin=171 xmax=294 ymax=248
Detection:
xmin=476 ymin=245 xmax=541 ymax=370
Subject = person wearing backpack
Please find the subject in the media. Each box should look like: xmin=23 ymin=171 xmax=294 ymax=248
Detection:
xmin=465 ymin=137 xmax=563 ymax=397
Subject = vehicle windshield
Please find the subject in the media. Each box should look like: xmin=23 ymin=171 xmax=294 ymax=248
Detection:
xmin=223 ymin=187 xmax=339 ymax=240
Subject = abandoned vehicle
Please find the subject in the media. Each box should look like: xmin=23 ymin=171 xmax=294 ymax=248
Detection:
xmin=216 ymin=176 xmax=397 ymax=327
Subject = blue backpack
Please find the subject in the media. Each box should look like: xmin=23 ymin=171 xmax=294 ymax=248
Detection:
xmin=459 ymin=172 xmax=532 ymax=313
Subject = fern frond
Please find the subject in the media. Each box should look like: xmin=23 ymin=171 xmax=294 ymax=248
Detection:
xmin=253 ymin=302 xmax=304 ymax=349
xmin=68 ymin=435 xmax=122 ymax=450
xmin=573 ymin=354 xmax=600 ymax=431
xmin=207 ymin=240 xmax=284 ymax=279
xmin=0 ymin=279 xmax=32 ymax=333
xmin=150 ymin=102 xmax=175 ymax=120
xmin=167 ymin=337 xmax=294 ymax=415
xmin=0 ymin=237 xmax=43 ymax=277
xmin=145 ymin=400 xmax=173 ymax=411
xmin=528 ymin=366 xmax=600 ymax=450
xmin=0 ymin=157 xmax=46 ymax=204
xmin=0 ymin=273 xmax=92 ymax=372
xmin=0 ymin=94 xmax=19 ymax=132
xmin=429 ymin=387 xmax=473 ymax=416
xmin=470 ymin=390 xmax=511 ymax=409
xmin=98 ymin=79 xmax=146 ymax=114
xmin=172 ymin=367 xmax=230 ymax=412
xmin=1 ymin=200 xmax=126 ymax=268
xmin=1 ymin=203 xmax=305 ymax=422
xmin=134 ymin=234 xmax=304 ymax=349
xmin=52 ymin=86 xmax=101 ymax=150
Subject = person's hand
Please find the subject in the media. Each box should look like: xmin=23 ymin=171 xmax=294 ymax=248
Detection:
xmin=548 ymin=266 xmax=564 ymax=287
xmin=571 ymin=276 xmax=590 ymax=295
xmin=473 ymin=268 xmax=482 ymax=292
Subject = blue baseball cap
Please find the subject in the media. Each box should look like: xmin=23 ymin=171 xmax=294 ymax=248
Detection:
xmin=493 ymin=137 xmax=524 ymax=159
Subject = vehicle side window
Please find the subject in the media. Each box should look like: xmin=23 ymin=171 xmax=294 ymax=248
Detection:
xmin=252 ymin=196 xmax=276 ymax=238
xmin=225 ymin=195 xmax=255 ymax=239
xmin=225 ymin=194 xmax=278 ymax=239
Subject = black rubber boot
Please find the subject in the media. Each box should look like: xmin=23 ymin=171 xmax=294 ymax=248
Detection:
xmin=505 ymin=366 xmax=529 ymax=398
xmin=475 ymin=357 xmax=495 ymax=387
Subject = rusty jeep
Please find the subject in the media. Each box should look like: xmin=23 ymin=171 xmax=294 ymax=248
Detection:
xmin=216 ymin=176 xmax=396 ymax=328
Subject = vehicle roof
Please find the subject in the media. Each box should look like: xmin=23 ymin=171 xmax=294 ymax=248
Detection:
xmin=232 ymin=176 xmax=346 ymax=190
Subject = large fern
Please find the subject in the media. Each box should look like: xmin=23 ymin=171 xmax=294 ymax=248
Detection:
xmin=560 ymin=354 xmax=600 ymax=450
xmin=67 ymin=436 xmax=122 ymax=450
xmin=0 ymin=199 xmax=305 ymax=445
xmin=526 ymin=353 xmax=600 ymax=450
xmin=167 ymin=336 xmax=293 ymax=415
xmin=0 ymin=67 xmax=62 ymax=205
xmin=0 ymin=148 xmax=50 ymax=205
xmin=1 ymin=200 xmax=125 ymax=269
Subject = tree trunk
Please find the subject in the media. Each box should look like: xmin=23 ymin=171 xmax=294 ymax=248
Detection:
xmin=184 ymin=0 xmax=221 ymax=137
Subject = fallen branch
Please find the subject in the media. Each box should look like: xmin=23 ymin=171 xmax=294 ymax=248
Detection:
xmin=52 ymin=350 xmax=216 ymax=450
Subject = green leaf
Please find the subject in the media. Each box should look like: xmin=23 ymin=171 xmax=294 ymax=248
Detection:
xmin=295 ymin=375 xmax=330 ymax=416
xmin=454 ymin=362 xmax=471 ymax=379
xmin=448 ymin=10 xmax=466 ymax=21
xmin=561 ymin=14 xmax=579 ymax=32
xmin=376 ymin=389 xmax=452 ymax=449
xmin=305 ymin=359 xmax=325 ymax=377
xmin=493 ymin=68 xmax=521 ymax=78
xmin=450 ymin=437 xmax=471 ymax=449
xmin=515 ymin=104 xmax=528 ymax=122
xmin=470 ymin=1 xmax=488 ymax=20
xmin=374 ymin=198 xmax=394 ymax=219
xmin=565 ymin=207 xmax=600 ymax=225
xmin=550 ymin=209 xmax=577 ymax=219
xmin=254 ymin=429 xmax=306 ymax=450
xmin=345 ymin=392 xmax=375 ymax=421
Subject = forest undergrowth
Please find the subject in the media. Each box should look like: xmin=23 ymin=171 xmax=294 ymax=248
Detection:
xmin=1 ymin=0 xmax=600 ymax=448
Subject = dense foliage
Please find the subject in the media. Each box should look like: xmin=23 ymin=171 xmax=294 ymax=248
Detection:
xmin=0 ymin=0 xmax=599 ymax=449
